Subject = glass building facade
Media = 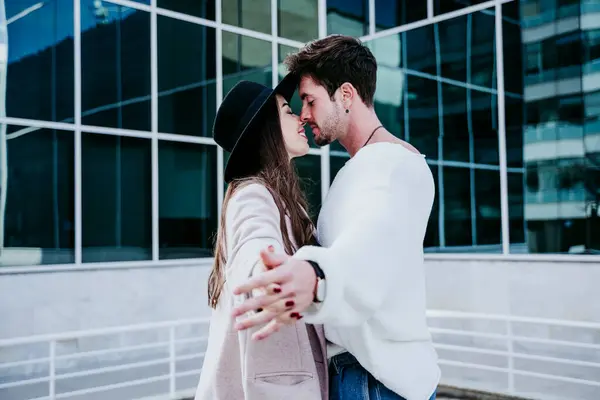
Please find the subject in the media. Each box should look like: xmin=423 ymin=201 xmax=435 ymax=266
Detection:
xmin=0 ymin=0 xmax=598 ymax=269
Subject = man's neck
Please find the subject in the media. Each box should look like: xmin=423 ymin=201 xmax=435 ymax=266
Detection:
xmin=338 ymin=109 xmax=388 ymax=157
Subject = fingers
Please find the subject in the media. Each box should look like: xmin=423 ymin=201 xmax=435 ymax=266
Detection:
xmin=235 ymin=308 xmax=279 ymax=331
xmin=260 ymin=249 xmax=289 ymax=269
xmin=236 ymin=298 xmax=298 ymax=332
xmin=232 ymin=267 xmax=291 ymax=296
xmin=252 ymin=319 xmax=283 ymax=341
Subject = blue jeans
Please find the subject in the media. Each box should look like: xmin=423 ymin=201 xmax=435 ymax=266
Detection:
xmin=329 ymin=352 xmax=437 ymax=400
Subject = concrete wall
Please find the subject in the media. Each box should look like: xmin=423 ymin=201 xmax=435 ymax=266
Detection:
xmin=1 ymin=257 xmax=599 ymax=399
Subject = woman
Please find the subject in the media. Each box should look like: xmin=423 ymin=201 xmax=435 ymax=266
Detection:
xmin=194 ymin=74 xmax=328 ymax=400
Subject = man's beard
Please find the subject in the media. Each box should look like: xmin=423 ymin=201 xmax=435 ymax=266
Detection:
xmin=314 ymin=131 xmax=333 ymax=146
xmin=314 ymin=110 xmax=341 ymax=146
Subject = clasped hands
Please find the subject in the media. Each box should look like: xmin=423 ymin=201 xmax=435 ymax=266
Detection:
xmin=231 ymin=246 xmax=317 ymax=341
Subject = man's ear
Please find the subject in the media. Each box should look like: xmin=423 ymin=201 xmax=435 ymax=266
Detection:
xmin=339 ymin=82 xmax=356 ymax=109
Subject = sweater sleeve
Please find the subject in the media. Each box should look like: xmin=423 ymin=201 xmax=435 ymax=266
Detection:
xmin=225 ymin=183 xmax=286 ymax=289
xmin=293 ymin=155 xmax=434 ymax=326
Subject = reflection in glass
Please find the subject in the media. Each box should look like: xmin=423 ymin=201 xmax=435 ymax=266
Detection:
xmin=294 ymin=155 xmax=321 ymax=222
xmin=508 ymin=172 xmax=525 ymax=247
xmin=222 ymin=0 xmax=270 ymax=34
xmin=375 ymin=0 xmax=427 ymax=31
xmin=327 ymin=0 xmax=368 ymax=37
xmin=443 ymin=167 xmax=472 ymax=247
xmin=159 ymin=141 xmax=217 ymax=259
xmin=82 ymin=134 xmax=151 ymax=262
xmin=474 ymin=169 xmax=501 ymax=248
xmin=157 ymin=0 xmax=215 ymax=20
xmin=2 ymin=127 xmax=74 ymax=266
xmin=222 ymin=32 xmax=271 ymax=95
xmin=6 ymin=0 xmax=74 ymax=123
xmin=158 ymin=16 xmax=216 ymax=136
xmin=81 ymin=3 xmax=151 ymax=131
xmin=330 ymin=153 xmax=348 ymax=184
xmin=279 ymin=0 xmax=318 ymax=42
xmin=404 ymin=75 xmax=439 ymax=159
xmin=435 ymin=0 xmax=488 ymax=15
xmin=425 ymin=164 xmax=441 ymax=249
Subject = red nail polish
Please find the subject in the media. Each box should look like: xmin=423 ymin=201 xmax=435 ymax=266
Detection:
xmin=290 ymin=312 xmax=299 ymax=319
xmin=285 ymin=300 xmax=294 ymax=307
xmin=273 ymin=287 xmax=281 ymax=293
xmin=297 ymin=315 xmax=303 ymax=320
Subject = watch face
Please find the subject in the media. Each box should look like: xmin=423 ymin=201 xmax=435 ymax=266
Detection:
xmin=316 ymin=279 xmax=326 ymax=302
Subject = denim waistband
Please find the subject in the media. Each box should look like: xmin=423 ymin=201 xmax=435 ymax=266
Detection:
xmin=329 ymin=351 xmax=360 ymax=374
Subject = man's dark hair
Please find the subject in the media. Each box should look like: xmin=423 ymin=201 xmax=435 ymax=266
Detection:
xmin=284 ymin=35 xmax=377 ymax=107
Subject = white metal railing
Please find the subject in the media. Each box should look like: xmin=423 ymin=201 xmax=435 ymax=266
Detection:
xmin=427 ymin=311 xmax=600 ymax=400
xmin=0 ymin=318 xmax=210 ymax=400
xmin=1 ymin=311 xmax=599 ymax=400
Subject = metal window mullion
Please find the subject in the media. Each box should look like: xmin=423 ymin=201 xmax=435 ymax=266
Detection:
xmin=434 ymin=23 xmax=445 ymax=248
xmin=467 ymin=14 xmax=477 ymax=246
xmin=216 ymin=0 xmax=224 ymax=214
xmin=74 ymin=0 xmax=82 ymax=264
xmin=495 ymin=2 xmax=510 ymax=254
xmin=151 ymin=0 xmax=159 ymax=261
xmin=318 ymin=0 xmax=330 ymax=201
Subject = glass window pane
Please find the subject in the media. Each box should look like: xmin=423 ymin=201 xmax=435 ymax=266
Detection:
xmin=509 ymin=172 xmax=525 ymax=249
xmin=441 ymin=83 xmax=470 ymax=163
xmin=435 ymin=0 xmax=489 ymax=15
xmin=327 ymin=0 xmax=368 ymax=37
xmin=471 ymin=91 xmax=499 ymax=165
xmin=375 ymin=0 xmax=427 ymax=31
xmin=443 ymin=167 xmax=473 ymax=247
xmin=222 ymin=32 xmax=271 ymax=95
xmin=159 ymin=142 xmax=217 ymax=259
xmin=81 ymin=3 xmax=151 ymax=132
xmin=294 ymin=155 xmax=322 ymax=222
xmin=330 ymin=153 xmax=349 ymax=184
xmin=474 ymin=169 xmax=501 ymax=249
xmin=158 ymin=16 xmax=216 ymax=137
xmin=82 ymin=134 xmax=151 ymax=262
xmin=2 ymin=126 xmax=74 ymax=266
xmin=405 ymin=75 xmax=439 ymax=159
xmin=506 ymin=96 xmax=524 ymax=168
xmin=425 ymin=164 xmax=441 ymax=249
xmin=157 ymin=0 xmax=215 ymax=20
xmin=279 ymin=0 xmax=318 ymax=42
xmin=222 ymin=0 xmax=270 ymax=34
xmin=6 ymin=0 xmax=74 ymax=123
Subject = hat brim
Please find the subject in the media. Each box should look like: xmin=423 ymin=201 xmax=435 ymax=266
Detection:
xmin=224 ymin=72 xmax=299 ymax=183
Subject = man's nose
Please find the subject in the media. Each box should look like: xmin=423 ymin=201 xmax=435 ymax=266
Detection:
xmin=300 ymin=107 xmax=310 ymax=122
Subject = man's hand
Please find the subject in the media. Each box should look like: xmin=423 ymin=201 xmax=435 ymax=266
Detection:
xmin=231 ymin=250 xmax=317 ymax=339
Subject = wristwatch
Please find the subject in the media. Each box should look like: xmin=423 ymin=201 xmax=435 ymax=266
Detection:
xmin=307 ymin=260 xmax=326 ymax=303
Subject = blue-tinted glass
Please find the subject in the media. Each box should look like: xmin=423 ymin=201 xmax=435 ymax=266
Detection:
xmin=157 ymin=0 xmax=215 ymax=20
xmin=327 ymin=0 xmax=368 ymax=36
xmin=159 ymin=142 xmax=217 ymax=259
xmin=3 ymin=126 xmax=75 ymax=266
xmin=222 ymin=32 xmax=271 ymax=95
xmin=375 ymin=0 xmax=427 ymax=31
xmin=294 ymin=155 xmax=322 ymax=221
xmin=223 ymin=0 xmax=270 ymax=34
xmin=82 ymin=134 xmax=151 ymax=262
xmin=6 ymin=0 xmax=74 ymax=123
xmin=158 ymin=16 xmax=217 ymax=136
xmin=81 ymin=2 xmax=151 ymax=131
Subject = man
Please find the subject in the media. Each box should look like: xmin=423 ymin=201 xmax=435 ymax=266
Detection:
xmin=231 ymin=35 xmax=440 ymax=400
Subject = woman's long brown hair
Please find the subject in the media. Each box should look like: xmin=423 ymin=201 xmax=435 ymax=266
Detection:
xmin=207 ymin=97 xmax=316 ymax=308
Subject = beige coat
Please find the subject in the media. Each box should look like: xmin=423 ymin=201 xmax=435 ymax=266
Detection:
xmin=194 ymin=183 xmax=328 ymax=400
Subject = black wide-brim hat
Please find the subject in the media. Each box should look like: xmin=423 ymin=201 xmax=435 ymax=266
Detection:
xmin=213 ymin=73 xmax=299 ymax=183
